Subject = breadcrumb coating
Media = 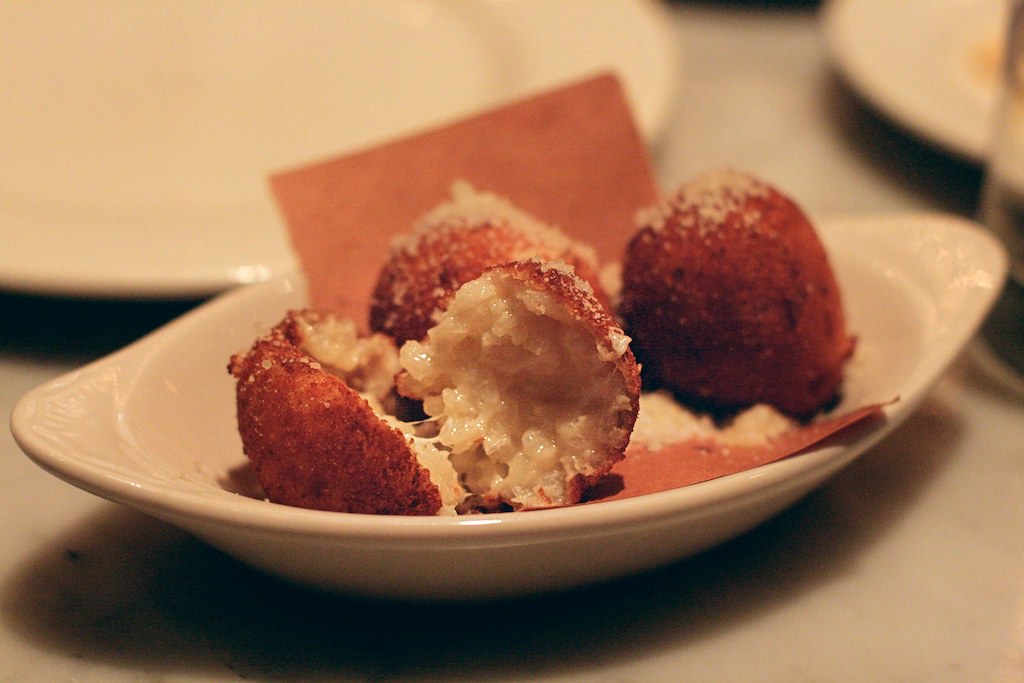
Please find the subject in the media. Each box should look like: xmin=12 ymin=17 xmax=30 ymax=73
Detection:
xmin=228 ymin=312 xmax=448 ymax=515
xmin=370 ymin=181 xmax=608 ymax=344
xmin=620 ymin=169 xmax=855 ymax=417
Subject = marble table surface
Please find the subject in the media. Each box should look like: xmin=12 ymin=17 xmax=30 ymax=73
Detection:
xmin=2 ymin=2 xmax=1022 ymax=681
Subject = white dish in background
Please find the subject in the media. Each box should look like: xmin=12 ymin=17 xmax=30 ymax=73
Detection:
xmin=823 ymin=0 xmax=1009 ymax=163
xmin=0 ymin=0 xmax=676 ymax=299
xmin=11 ymin=214 xmax=1006 ymax=601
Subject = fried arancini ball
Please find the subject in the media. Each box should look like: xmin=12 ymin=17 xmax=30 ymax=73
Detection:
xmin=619 ymin=169 xmax=855 ymax=418
xmin=228 ymin=311 xmax=464 ymax=515
xmin=398 ymin=259 xmax=641 ymax=510
xmin=369 ymin=181 xmax=607 ymax=345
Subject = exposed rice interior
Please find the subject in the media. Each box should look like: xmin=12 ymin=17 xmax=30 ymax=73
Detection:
xmin=399 ymin=269 xmax=633 ymax=509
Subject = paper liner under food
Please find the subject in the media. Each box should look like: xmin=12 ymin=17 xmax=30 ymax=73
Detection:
xmin=586 ymin=402 xmax=888 ymax=502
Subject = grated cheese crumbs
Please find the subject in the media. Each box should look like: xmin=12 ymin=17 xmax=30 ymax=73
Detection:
xmin=632 ymin=390 xmax=795 ymax=451
xmin=637 ymin=168 xmax=772 ymax=238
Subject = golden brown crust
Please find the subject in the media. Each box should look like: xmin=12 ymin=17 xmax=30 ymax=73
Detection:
xmin=620 ymin=169 xmax=855 ymax=418
xmin=228 ymin=313 xmax=442 ymax=515
xmin=369 ymin=206 xmax=607 ymax=345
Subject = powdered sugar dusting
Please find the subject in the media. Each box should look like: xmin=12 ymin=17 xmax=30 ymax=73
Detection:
xmin=636 ymin=168 xmax=772 ymax=237
xmin=393 ymin=180 xmax=590 ymax=263
xmin=534 ymin=257 xmax=577 ymax=278
xmin=532 ymin=257 xmax=595 ymax=297
xmin=420 ymin=179 xmax=532 ymax=232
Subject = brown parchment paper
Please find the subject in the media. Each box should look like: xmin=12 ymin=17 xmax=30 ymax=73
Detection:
xmin=271 ymin=72 xmax=658 ymax=325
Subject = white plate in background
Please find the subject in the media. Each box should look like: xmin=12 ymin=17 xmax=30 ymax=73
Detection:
xmin=823 ymin=0 xmax=1009 ymax=163
xmin=11 ymin=213 xmax=1006 ymax=600
xmin=0 ymin=0 xmax=676 ymax=299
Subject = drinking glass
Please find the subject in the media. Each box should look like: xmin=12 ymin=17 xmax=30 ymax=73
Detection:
xmin=978 ymin=0 xmax=1024 ymax=382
